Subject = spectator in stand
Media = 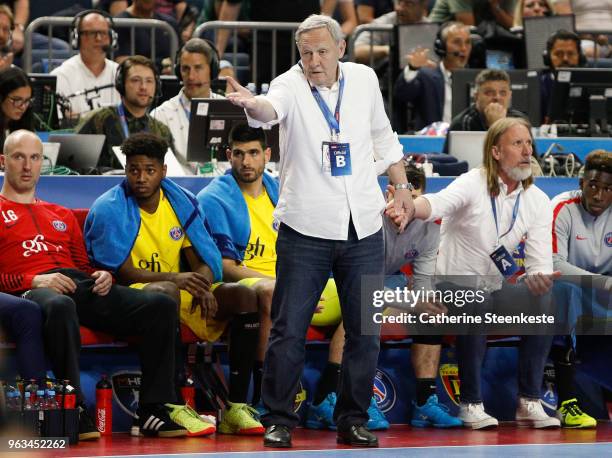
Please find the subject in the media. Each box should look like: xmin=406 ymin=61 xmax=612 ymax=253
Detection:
xmin=428 ymin=0 xmax=516 ymax=29
xmin=540 ymin=30 xmax=585 ymax=124
xmin=99 ymin=0 xmax=188 ymax=19
xmin=394 ymin=21 xmax=472 ymax=131
xmin=321 ymin=0 xmax=359 ymax=37
xmin=512 ymin=0 xmax=551 ymax=27
xmin=0 ymin=67 xmax=33 ymax=149
xmin=0 ymin=6 xmax=14 ymax=71
xmin=51 ymin=10 xmax=120 ymax=119
xmin=114 ymin=0 xmax=179 ymax=70
xmin=442 ymin=69 xmax=527 ymax=154
xmin=355 ymin=0 xmax=394 ymax=23
xmin=354 ymin=0 xmax=430 ymax=65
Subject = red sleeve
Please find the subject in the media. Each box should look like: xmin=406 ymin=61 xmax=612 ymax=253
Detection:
xmin=0 ymin=273 xmax=35 ymax=293
xmin=67 ymin=211 xmax=96 ymax=275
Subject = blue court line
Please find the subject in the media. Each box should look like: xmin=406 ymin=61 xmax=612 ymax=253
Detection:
xmin=91 ymin=442 xmax=612 ymax=458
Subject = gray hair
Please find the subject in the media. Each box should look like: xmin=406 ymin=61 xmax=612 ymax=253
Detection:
xmin=475 ymin=68 xmax=510 ymax=92
xmin=295 ymin=14 xmax=343 ymax=45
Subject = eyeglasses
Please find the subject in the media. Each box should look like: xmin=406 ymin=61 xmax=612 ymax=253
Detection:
xmin=79 ymin=30 xmax=108 ymax=39
xmin=6 ymin=96 xmax=34 ymax=108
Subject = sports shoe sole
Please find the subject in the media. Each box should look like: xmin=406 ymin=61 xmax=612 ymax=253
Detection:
xmin=218 ymin=424 xmax=265 ymax=435
xmin=517 ymin=419 xmax=560 ymax=428
xmin=141 ymin=429 xmax=188 ymax=438
xmin=79 ymin=431 xmax=101 ymax=441
xmin=186 ymin=425 xmax=216 ymax=437
xmin=462 ymin=418 xmax=499 ymax=430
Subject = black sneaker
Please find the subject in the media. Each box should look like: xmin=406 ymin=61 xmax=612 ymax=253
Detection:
xmin=137 ymin=404 xmax=187 ymax=438
xmin=78 ymin=405 xmax=101 ymax=441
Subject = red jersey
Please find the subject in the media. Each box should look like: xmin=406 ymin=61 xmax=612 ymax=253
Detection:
xmin=0 ymin=196 xmax=95 ymax=293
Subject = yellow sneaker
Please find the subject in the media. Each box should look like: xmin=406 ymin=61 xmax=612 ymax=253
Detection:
xmin=218 ymin=401 xmax=265 ymax=435
xmin=557 ymin=399 xmax=597 ymax=429
xmin=165 ymin=403 xmax=216 ymax=437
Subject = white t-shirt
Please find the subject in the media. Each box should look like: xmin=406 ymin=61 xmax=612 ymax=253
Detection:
xmin=51 ymin=54 xmax=120 ymax=116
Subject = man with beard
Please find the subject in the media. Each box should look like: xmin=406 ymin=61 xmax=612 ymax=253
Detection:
xmin=387 ymin=117 xmax=561 ymax=430
xmin=76 ymin=55 xmax=174 ymax=169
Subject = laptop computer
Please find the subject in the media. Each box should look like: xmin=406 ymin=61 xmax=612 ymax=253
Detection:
xmin=448 ymin=131 xmax=486 ymax=170
xmin=48 ymin=134 xmax=106 ymax=172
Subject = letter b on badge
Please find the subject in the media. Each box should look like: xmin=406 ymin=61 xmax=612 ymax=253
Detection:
xmin=329 ymin=142 xmax=352 ymax=176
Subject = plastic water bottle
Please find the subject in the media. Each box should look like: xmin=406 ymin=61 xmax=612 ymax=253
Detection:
xmin=246 ymin=82 xmax=257 ymax=95
xmin=4 ymin=386 xmax=21 ymax=411
xmin=179 ymin=373 xmax=196 ymax=409
xmin=23 ymin=391 xmax=34 ymax=410
xmin=25 ymin=379 xmax=38 ymax=404
xmin=96 ymin=375 xmax=113 ymax=436
xmin=45 ymin=390 xmax=59 ymax=410
xmin=260 ymin=83 xmax=269 ymax=95
xmin=33 ymin=389 xmax=46 ymax=410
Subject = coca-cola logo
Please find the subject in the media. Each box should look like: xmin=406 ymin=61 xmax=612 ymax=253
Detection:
xmin=97 ymin=409 xmax=106 ymax=432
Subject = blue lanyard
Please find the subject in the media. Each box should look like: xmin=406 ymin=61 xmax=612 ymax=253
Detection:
xmin=491 ymin=193 xmax=521 ymax=243
xmin=309 ymin=76 xmax=344 ymax=138
xmin=179 ymin=92 xmax=191 ymax=120
xmin=117 ymin=103 xmax=130 ymax=139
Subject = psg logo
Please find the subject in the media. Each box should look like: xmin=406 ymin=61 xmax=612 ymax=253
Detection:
xmin=52 ymin=220 xmax=67 ymax=232
xmin=272 ymin=219 xmax=280 ymax=232
xmin=605 ymin=232 xmax=612 ymax=247
xmin=372 ymin=369 xmax=396 ymax=413
xmin=169 ymin=226 xmax=183 ymax=241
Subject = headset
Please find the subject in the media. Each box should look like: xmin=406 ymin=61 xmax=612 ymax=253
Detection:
xmin=70 ymin=9 xmax=118 ymax=51
xmin=434 ymin=21 xmax=464 ymax=58
xmin=115 ymin=56 xmax=162 ymax=99
xmin=542 ymin=29 xmax=587 ymax=68
xmin=174 ymin=37 xmax=220 ymax=81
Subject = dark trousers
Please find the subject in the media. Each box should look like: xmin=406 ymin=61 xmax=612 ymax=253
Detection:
xmin=456 ymin=283 xmax=554 ymax=403
xmin=25 ymin=269 xmax=178 ymax=404
xmin=0 ymin=293 xmax=46 ymax=381
xmin=261 ymin=222 xmax=383 ymax=431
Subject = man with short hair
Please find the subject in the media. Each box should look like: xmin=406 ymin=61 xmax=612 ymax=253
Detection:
xmin=394 ymin=21 xmax=472 ymax=131
xmin=549 ymin=149 xmax=611 ymax=428
xmin=76 ymin=55 xmax=174 ymax=169
xmin=52 ymin=11 xmax=120 ymax=118
xmin=151 ymin=38 xmax=224 ymax=165
xmin=0 ymin=129 xmax=188 ymax=439
xmin=197 ymin=123 xmax=390 ymax=432
xmin=354 ymin=0 xmax=430 ymax=65
xmin=442 ymin=68 xmax=527 ymax=154
xmin=541 ymin=29 xmax=585 ymax=124
xmin=225 ymin=14 xmax=414 ymax=448
xmin=85 ymin=132 xmax=264 ymax=436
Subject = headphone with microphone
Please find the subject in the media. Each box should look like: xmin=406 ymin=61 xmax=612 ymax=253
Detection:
xmin=542 ymin=29 xmax=587 ymax=68
xmin=174 ymin=37 xmax=220 ymax=82
xmin=115 ymin=56 xmax=162 ymax=99
xmin=70 ymin=9 xmax=118 ymax=51
xmin=434 ymin=22 xmax=453 ymax=58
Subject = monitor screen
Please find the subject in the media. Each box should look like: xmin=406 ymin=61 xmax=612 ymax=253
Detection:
xmin=547 ymin=67 xmax=612 ymax=133
xmin=154 ymin=75 xmax=183 ymax=109
xmin=186 ymin=99 xmax=280 ymax=163
xmin=451 ymin=69 xmax=542 ymax=127
xmin=28 ymin=73 xmax=59 ymax=131
xmin=395 ymin=23 xmax=441 ymax=70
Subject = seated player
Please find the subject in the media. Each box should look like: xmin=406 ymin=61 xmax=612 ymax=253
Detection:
xmin=550 ymin=149 xmax=611 ymax=428
xmin=0 ymin=130 xmax=188 ymax=439
xmin=384 ymin=164 xmax=462 ymax=428
xmin=84 ymin=132 xmax=264 ymax=436
xmin=197 ymin=124 xmax=389 ymax=431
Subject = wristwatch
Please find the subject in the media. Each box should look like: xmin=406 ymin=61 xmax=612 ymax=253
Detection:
xmin=393 ymin=183 xmax=414 ymax=191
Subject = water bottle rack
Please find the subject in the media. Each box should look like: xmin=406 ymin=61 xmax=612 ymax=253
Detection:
xmin=4 ymin=408 xmax=79 ymax=444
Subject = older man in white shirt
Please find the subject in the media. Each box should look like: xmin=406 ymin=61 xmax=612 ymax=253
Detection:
xmin=388 ymin=117 xmax=561 ymax=430
xmin=225 ymin=14 xmax=413 ymax=449
xmin=52 ymin=10 xmax=120 ymax=118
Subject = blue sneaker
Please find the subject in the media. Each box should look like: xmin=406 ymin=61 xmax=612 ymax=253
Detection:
xmin=367 ymin=397 xmax=390 ymax=430
xmin=305 ymin=392 xmax=337 ymax=430
xmin=411 ymin=394 xmax=463 ymax=428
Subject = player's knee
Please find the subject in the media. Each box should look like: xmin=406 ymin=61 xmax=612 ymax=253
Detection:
xmin=44 ymin=295 xmax=77 ymax=321
xmin=235 ymin=283 xmax=258 ymax=314
xmin=145 ymin=281 xmax=180 ymax=306
xmin=149 ymin=291 xmax=180 ymax=319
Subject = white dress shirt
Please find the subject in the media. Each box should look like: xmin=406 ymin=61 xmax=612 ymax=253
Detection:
xmin=52 ymin=54 xmax=120 ymax=116
xmin=247 ymin=61 xmax=404 ymax=240
xmin=151 ymin=89 xmax=224 ymax=163
xmin=424 ymin=168 xmax=553 ymax=291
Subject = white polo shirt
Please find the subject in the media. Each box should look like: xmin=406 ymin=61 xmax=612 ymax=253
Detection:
xmin=424 ymin=168 xmax=553 ymax=291
xmin=247 ymin=61 xmax=404 ymax=240
xmin=52 ymin=54 xmax=120 ymax=116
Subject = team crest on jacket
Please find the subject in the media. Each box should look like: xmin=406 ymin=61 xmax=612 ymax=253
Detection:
xmin=272 ymin=219 xmax=280 ymax=232
xmin=169 ymin=226 xmax=183 ymax=241
xmin=439 ymin=364 xmax=460 ymax=405
xmin=605 ymin=232 xmax=612 ymax=247
xmin=52 ymin=220 xmax=67 ymax=232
